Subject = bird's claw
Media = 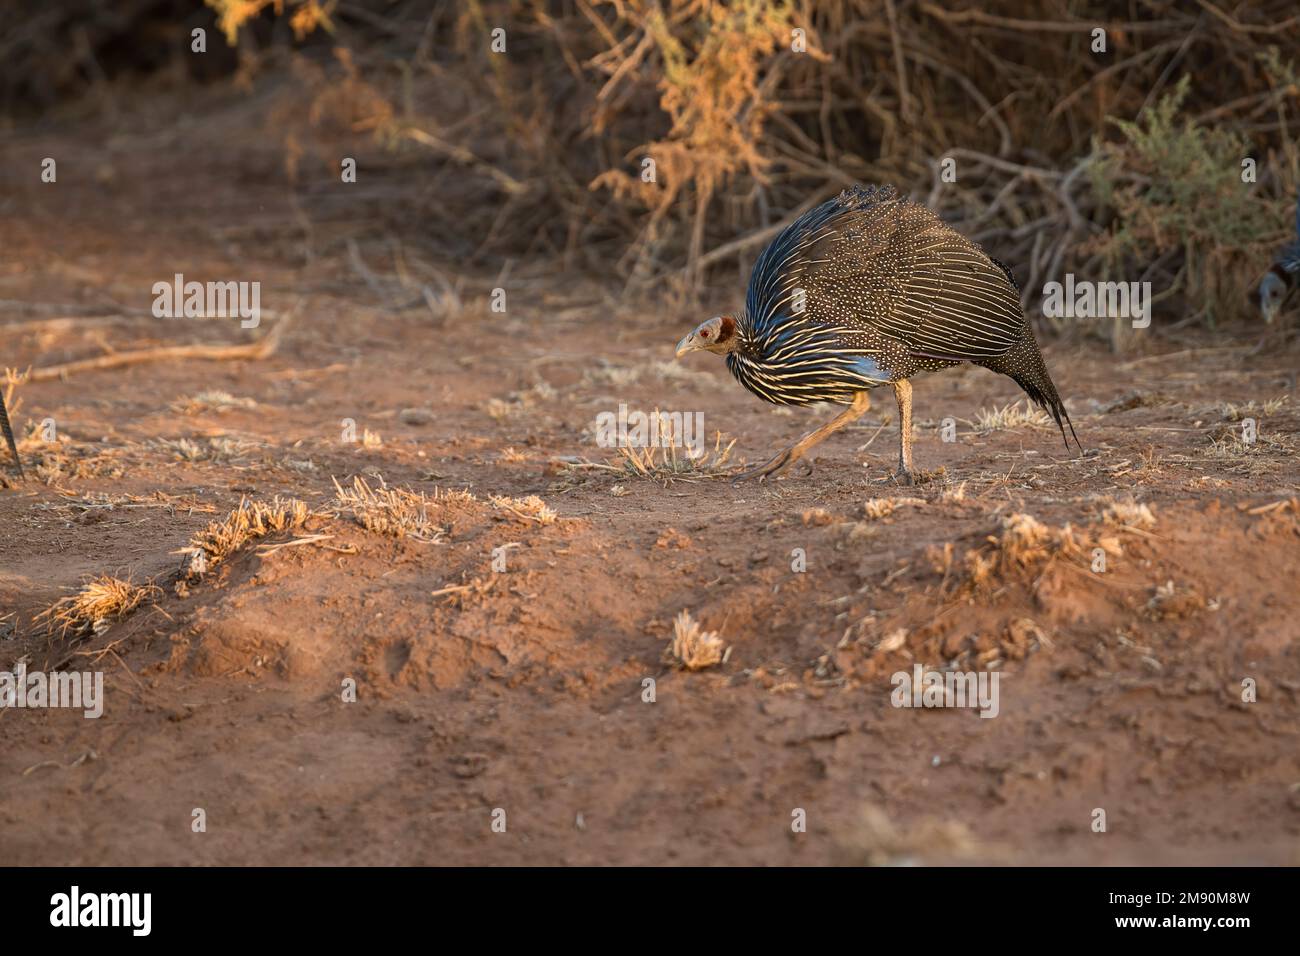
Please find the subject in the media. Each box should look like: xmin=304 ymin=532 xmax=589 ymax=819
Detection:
xmin=731 ymin=450 xmax=794 ymax=486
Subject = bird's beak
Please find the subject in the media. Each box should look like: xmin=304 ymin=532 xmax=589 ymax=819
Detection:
xmin=675 ymin=332 xmax=699 ymax=358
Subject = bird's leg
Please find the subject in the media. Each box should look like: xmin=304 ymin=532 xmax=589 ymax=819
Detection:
xmin=732 ymin=391 xmax=871 ymax=484
xmin=893 ymin=379 xmax=913 ymax=484
xmin=0 ymin=390 xmax=20 ymax=478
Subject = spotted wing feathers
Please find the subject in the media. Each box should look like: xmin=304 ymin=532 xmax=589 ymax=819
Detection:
xmin=745 ymin=186 xmax=1027 ymax=363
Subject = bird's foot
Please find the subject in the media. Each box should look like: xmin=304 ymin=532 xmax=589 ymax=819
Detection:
xmin=731 ymin=447 xmax=799 ymax=485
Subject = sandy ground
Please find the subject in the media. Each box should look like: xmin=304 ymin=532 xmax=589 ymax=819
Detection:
xmin=2 ymin=93 xmax=1299 ymax=865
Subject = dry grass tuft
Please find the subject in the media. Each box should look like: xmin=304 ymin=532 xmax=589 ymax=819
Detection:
xmin=964 ymin=512 xmax=1082 ymax=590
xmin=802 ymin=507 xmax=834 ymax=526
xmin=840 ymin=805 xmax=990 ymax=867
xmin=954 ymin=506 xmax=1152 ymax=594
xmin=332 ymin=476 xmax=444 ymax=541
xmin=433 ymin=486 xmax=478 ymax=504
xmin=1100 ymin=500 xmax=1157 ymax=531
xmin=939 ymin=482 xmax=968 ymax=503
xmin=180 ymin=496 xmax=311 ymax=577
xmin=665 ymin=609 xmax=728 ymax=671
xmin=925 ymin=500 xmax=1163 ymax=596
xmin=430 ymin=574 xmax=498 ymax=608
xmin=971 ymin=402 xmax=1052 ymax=433
xmin=489 ymin=494 xmax=557 ymax=525
xmin=837 ymin=521 xmax=878 ymax=546
xmin=1218 ymin=396 xmax=1288 ymax=421
xmin=994 ymin=513 xmax=1062 ymax=568
xmin=618 ymin=424 xmax=737 ymax=482
xmin=36 ymin=575 xmax=160 ymax=638
xmin=153 ymin=436 xmax=260 ymax=463
xmin=1146 ymin=580 xmax=1205 ymax=621
xmin=485 ymin=382 xmax=557 ymax=423
xmin=10 ymin=423 xmax=126 ymax=485
xmin=171 ymin=390 xmax=258 ymax=414
xmin=863 ymin=497 xmax=926 ymax=520
xmin=1103 ymin=392 xmax=1178 ymax=413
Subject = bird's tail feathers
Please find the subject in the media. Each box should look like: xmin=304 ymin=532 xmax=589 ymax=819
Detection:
xmin=1014 ymin=367 xmax=1080 ymax=453
xmin=979 ymin=338 xmax=1081 ymax=453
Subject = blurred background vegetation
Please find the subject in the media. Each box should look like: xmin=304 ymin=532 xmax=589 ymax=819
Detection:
xmin=4 ymin=0 xmax=1299 ymax=348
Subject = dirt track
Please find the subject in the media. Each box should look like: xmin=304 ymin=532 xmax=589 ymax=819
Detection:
xmin=2 ymin=97 xmax=1299 ymax=866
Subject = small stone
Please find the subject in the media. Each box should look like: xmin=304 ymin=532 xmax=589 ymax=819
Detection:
xmin=399 ymin=407 xmax=434 ymax=426
xmin=876 ymin=628 xmax=907 ymax=653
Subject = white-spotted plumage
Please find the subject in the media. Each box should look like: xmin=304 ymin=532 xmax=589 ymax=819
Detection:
xmin=726 ymin=184 xmax=1077 ymax=448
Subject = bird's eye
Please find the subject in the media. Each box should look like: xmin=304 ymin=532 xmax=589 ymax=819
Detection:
xmin=700 ymin=330 xmax=710 ymax=338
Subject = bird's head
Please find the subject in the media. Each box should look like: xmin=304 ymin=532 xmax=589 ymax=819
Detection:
xmin=676 ymin=315 xmax=739 ymax=358
xmin=1258 ymin=269 xmax=1292 ymax=324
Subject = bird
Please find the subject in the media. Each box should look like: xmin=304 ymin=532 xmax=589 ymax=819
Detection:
xmin=675 ymin=184 xmax=1078 ymax=483
xmin=0 ymin=388 xmax=20 ymax=478
xmin=1258 ymin=195 xmax=1300 ymax=324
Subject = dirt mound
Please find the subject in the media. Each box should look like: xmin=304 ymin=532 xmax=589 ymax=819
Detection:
xmin=157 ymin=487 xmax=659 ymax=696
xmin=825 ymin=499 xmax=1300 ymax=684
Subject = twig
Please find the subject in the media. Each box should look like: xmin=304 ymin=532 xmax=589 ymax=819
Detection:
xmin=22 ymin=750 xmax=98 ymax=776
xmin=402 ymin=128 xmax=526 ymax=195
xmin=917 ymin=3 xmax=1189 ymax=34
xmin=24 ymin=303 xmax=297 ymax=382
xmin=256 ymin=534 xmax=337 ymax=555
xmin=1193 ymin=0 xmax=1300 ymax=35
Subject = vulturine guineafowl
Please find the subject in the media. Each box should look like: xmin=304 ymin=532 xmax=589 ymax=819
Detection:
xmin=676 ymin=184 xmax=1078 ymax=483
xmin=1258 ymin=195 xmax=1300 ymax=324
xmin=0 ymin=388 xmax=20 ymax=477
